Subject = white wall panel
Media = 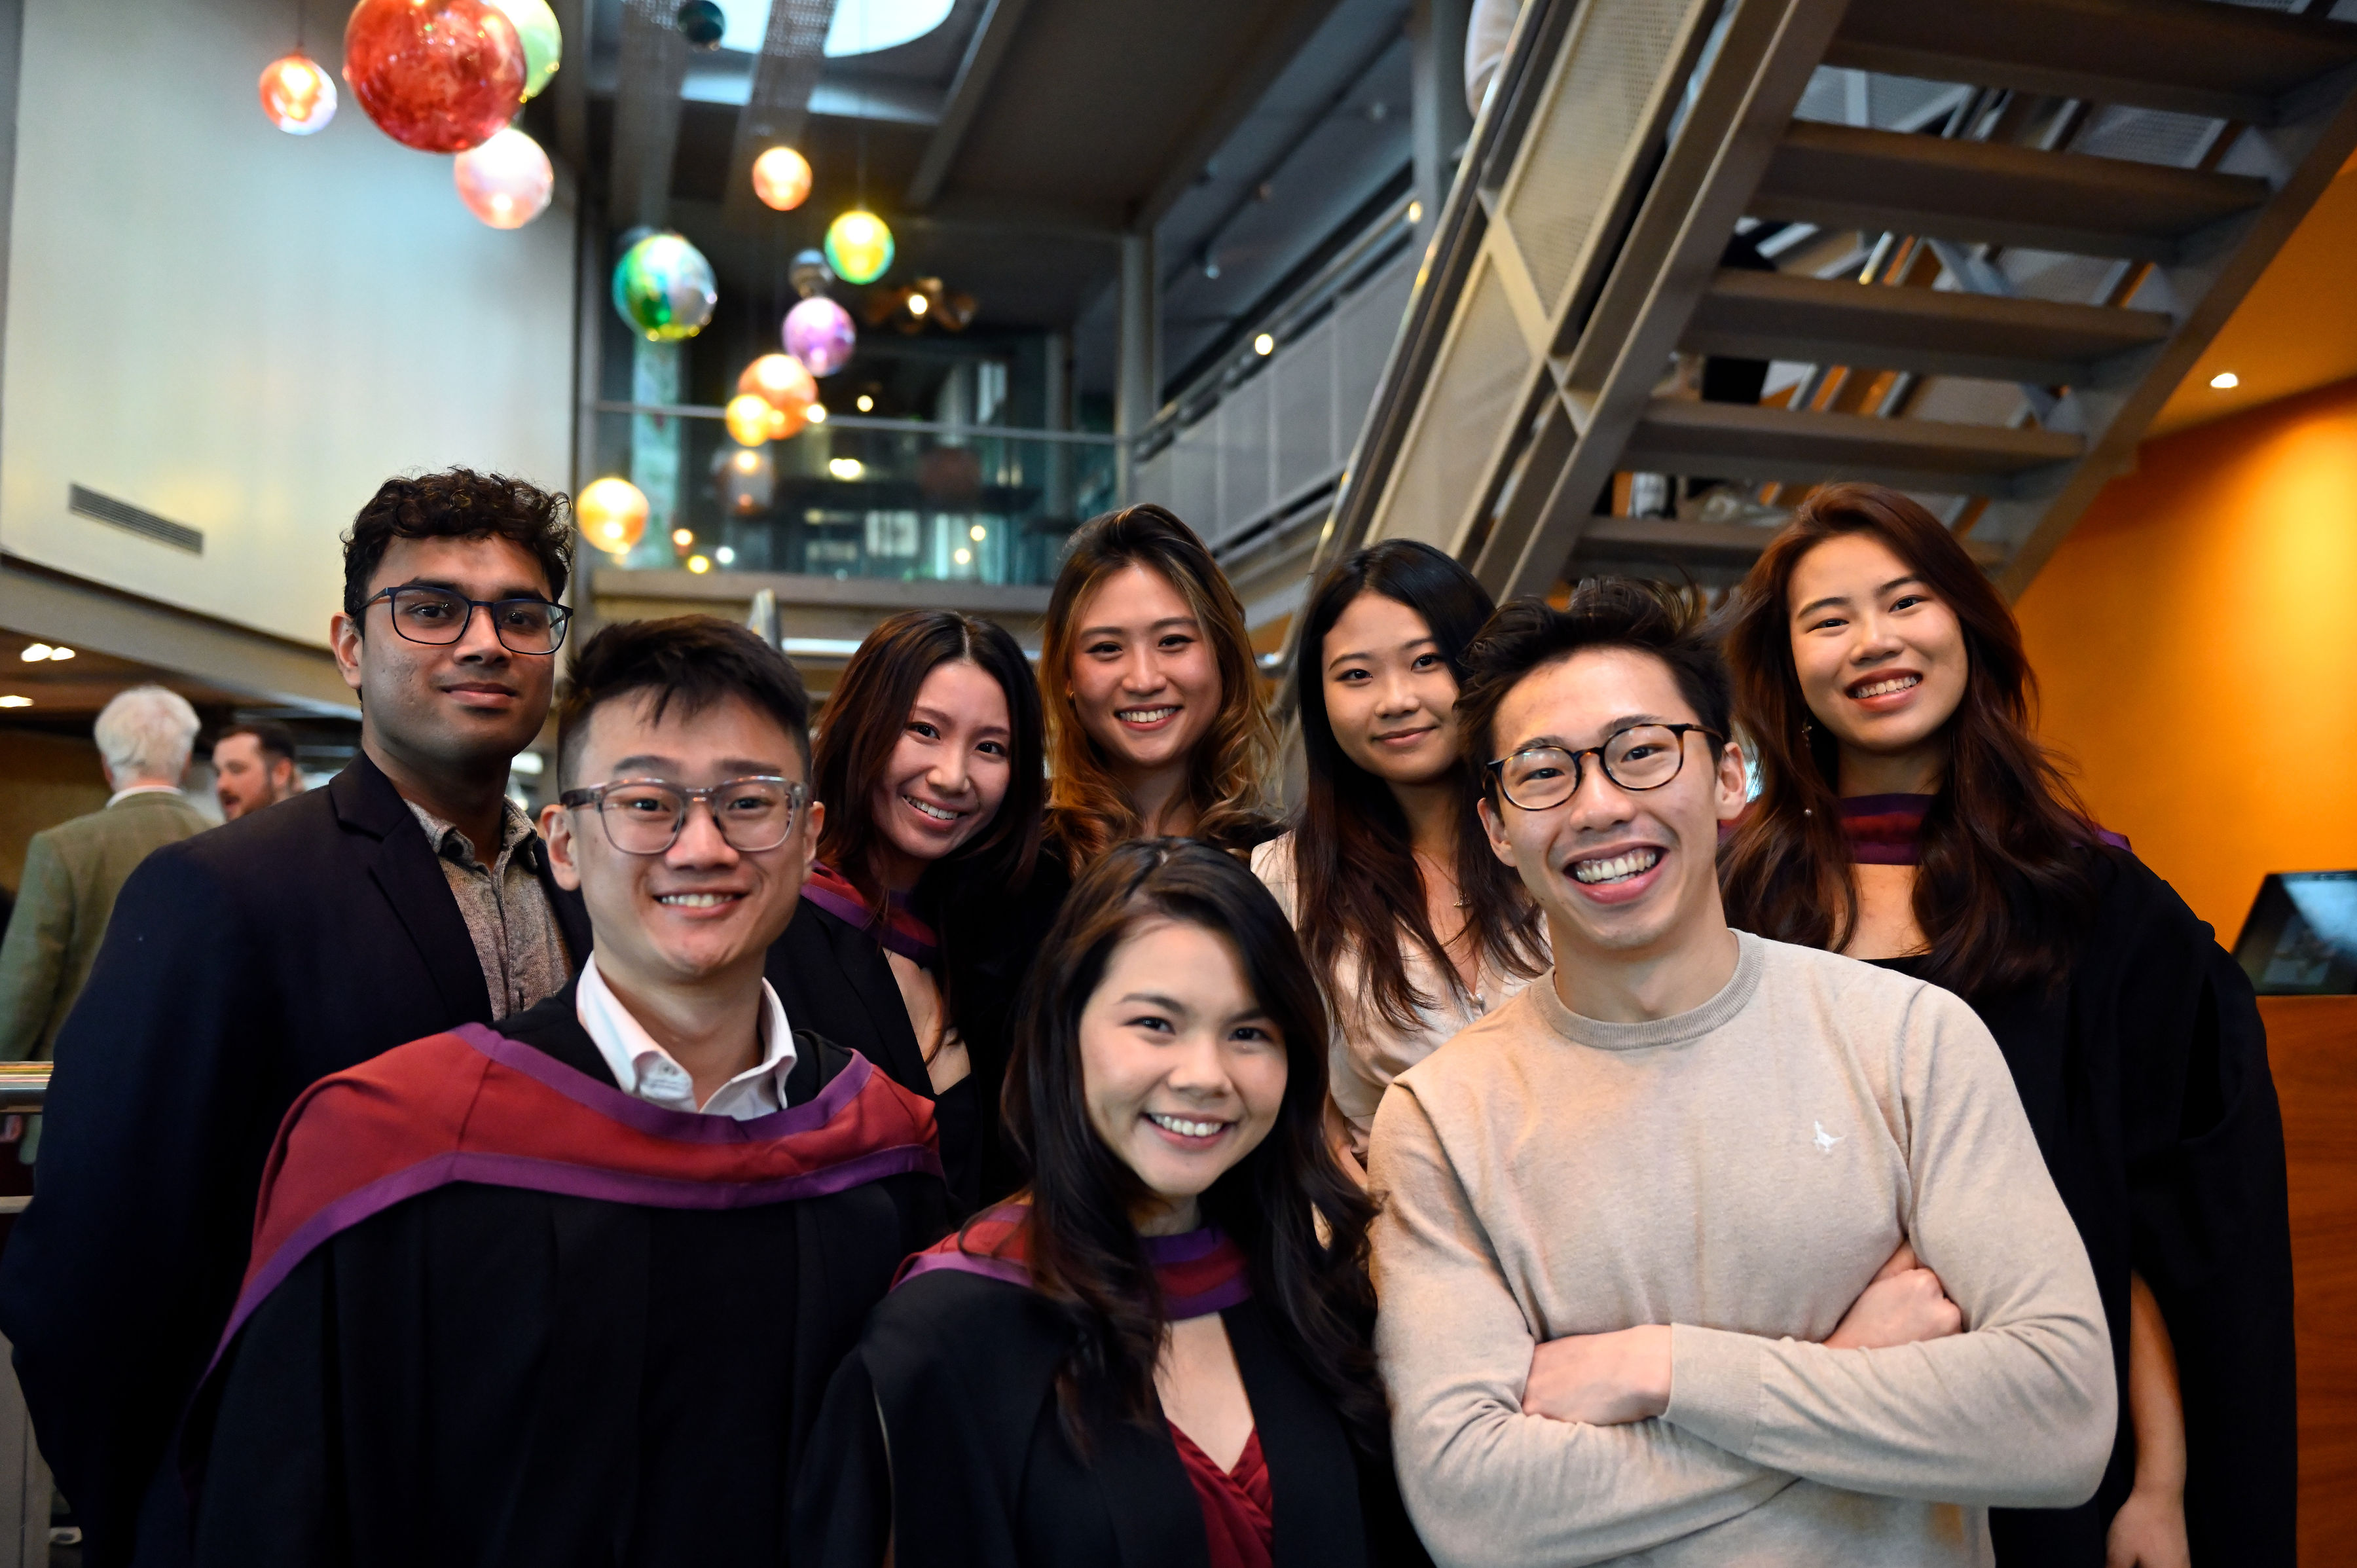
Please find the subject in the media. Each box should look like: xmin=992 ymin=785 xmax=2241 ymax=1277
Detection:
xmin=0 ymin=0 xmax=577 ymax=647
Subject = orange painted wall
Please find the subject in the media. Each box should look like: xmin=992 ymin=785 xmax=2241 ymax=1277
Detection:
xmin=2015 ymin=375 xmax=2357 ymax=941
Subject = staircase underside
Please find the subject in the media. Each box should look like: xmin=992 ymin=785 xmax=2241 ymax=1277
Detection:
xmin=1315 ymin=0 xmax=2357 ymax=608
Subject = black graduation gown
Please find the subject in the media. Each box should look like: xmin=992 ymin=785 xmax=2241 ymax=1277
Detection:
xmin=770 ymin=850 xmax=1074 ymax=1212
xmin=181 ymin=991 xmax=950 ymax=1568
xmin=1873 ymin=845 xmax=2295 ymax=1567
xmin=794 ymin=1269 xmax=1429 ymax=1568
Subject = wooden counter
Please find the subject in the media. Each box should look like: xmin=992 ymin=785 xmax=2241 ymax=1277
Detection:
xmin=2262 ymin=994 xmax=2357 ymax=1566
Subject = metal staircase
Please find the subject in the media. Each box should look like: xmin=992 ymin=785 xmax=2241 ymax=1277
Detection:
xmin=1313 ymin=0 xmax=2357 ymax=611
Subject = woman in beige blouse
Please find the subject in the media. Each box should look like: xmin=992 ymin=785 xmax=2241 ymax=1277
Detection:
xmin=1254 ymin=541 xmax=1546 ymax=1169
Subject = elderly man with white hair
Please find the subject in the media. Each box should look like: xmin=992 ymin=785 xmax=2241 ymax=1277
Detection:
xmin=0 ymin=685 xmax=210 ymax=1160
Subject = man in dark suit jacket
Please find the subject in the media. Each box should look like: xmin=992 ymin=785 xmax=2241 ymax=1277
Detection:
xmin=0 ymin=469 xmax=591 ymax=1568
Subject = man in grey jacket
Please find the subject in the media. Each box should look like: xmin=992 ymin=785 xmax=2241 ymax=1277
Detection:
xmin=1368 ymin=583 xmax=2112 ymax=1567
xmin=0 ymin=686 xmax=210 ymax=1161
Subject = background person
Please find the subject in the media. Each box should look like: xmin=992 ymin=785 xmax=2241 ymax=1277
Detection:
xmin=210 ymin=720 xmax=303 ymax=821
xmin=1039 ymin=505 xmax=1279 ymax=870
xmin=797 ymin=839 xmax=1423 ymax=1568
xmin=0 ymin=685 xmax=208 ymax=1164
xmin=1254 ymin=541 xmax=1546 ymax=1172
xmin=187 ymin=614 xmax=945 ymax=1566
xmin=768 ymin=610 xmax=1055 ymax=1210
xmin=1372 ymin=582 xmax=2114 ymax=1567
xmin=1719 ymin=481 xmax=2295 ymax=1568
xmin=0 ymin=469 xmax=592 ymax=1568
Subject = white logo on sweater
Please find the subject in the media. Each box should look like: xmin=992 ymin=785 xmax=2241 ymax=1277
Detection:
xmin=1812 ymin=1121 xmax=1843 ymax=1155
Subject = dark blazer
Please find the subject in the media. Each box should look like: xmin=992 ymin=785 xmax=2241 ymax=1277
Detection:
xmin=0 ymin=753 xmax=591 ymax=1568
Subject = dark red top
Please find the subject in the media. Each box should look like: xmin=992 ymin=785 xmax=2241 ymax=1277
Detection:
xmin=1167 ymin=1421 xmax=1273 ymax=1568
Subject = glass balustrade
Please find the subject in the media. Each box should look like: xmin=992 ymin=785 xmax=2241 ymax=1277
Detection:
xmin=587 ymin=404 xmax=1121 ymax=587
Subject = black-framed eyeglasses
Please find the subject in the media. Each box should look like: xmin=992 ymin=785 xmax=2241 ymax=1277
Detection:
xmin=363 ymin=586 xmax=571 ymax=654
xmin=1485 ymin=724 xmax=1725 ymax=811
xmin=558 ymin=776 xmax=809 ymax=856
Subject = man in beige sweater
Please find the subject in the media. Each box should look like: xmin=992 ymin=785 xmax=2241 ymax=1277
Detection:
xmin=1368 ymin=583 xmax=2113 ymax=1567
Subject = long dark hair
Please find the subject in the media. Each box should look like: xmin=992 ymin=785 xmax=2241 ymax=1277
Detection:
xmin=1720 ymin=483 xmax=2101 ymax=996
xmin=813 ymin=610 xmax=1045 ymax=905
xmin=1039 ymin=505 xmax=1276 ymax=868
xmin=998 ymin=839 xmax=1386 ymax=1454
xmin=1291 ymin=542 xmax=1544 ymax=1031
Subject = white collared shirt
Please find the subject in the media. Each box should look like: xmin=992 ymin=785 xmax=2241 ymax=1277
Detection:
xmin=106 ymin=784 xmax=185 ymax=807
xmin=574 ymin=953 xmax=798 ymax=1119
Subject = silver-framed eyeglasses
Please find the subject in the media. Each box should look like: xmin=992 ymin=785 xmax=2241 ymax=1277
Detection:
xmin=1485 ymin=723 xmax=1724 ymax=811
xmin=362 ymin=586 xmax=572 ymax=654
xmin=558 ymin=776 xmax=809 ymax=855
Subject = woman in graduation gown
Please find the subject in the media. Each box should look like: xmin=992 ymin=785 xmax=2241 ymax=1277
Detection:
xmin=795 ymin=839 xmax=1427 ymax=1568
xmin=1719 ymin=482 xmax=2295 ymax=1568
xmin=766 ymin=611 xmax=1055 ymax=1211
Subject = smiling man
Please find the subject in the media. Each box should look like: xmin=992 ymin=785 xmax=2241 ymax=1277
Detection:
xmin=184 ymin=615 xmax=945 ymax=1567
xmin=0 ymin=471 xmax=595 ymax=1568
xmin=1366 ymin=581 xmax=2116 ymax=1567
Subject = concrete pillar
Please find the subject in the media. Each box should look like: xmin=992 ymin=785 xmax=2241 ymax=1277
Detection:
xmin=1115 ymin=231 xmax=1160 ymax=496
xmin=1410 ymin=0 xmax=1475 ymax=249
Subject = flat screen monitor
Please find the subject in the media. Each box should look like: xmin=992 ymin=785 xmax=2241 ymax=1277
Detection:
xmin=2233 ymin=871 xmax=2357 ymax=996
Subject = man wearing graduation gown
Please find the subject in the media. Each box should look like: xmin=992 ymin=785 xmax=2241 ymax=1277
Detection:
xmin=182 ymin=615 xmax=948 ymax=1567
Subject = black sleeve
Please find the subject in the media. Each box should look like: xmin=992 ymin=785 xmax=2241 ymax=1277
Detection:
xmin=181 ymin=1251 xmax=337 ymax=1568
xmin=2117 ymin=873 xmax=2296 ymax=1566
xmin=792 ymin=1349 xmax=894 ymax=1568
xmin=0 ymin=847 xmax=274 ymax=1567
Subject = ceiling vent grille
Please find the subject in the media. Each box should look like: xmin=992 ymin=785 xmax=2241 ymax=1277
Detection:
xmin=67 ymin=484 xmax=203 ymax=555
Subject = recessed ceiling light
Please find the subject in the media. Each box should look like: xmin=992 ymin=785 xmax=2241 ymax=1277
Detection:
xmin=807 ymin=404 xmax=828 ymax=424
xmin=19 ymin=644 xmax=50 ymax=662
xmin=0 ymin=695 xmax=31 ymax=708
xmin=856 ymin=394 xmax=873 ymax=412
xmin=47 ymin=646 xmax=71 ymax=660
xmin=2210 ymin=371 xmax=2239 ymax=390
xmin=1253 ymin=333 xmax=1275 ymax=356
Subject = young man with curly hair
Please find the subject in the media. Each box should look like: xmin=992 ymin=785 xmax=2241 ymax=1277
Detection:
xmin=0 ymin=470 xmax=593 ymax=1568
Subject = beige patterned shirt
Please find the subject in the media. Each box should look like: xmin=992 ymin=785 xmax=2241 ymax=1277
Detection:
xmin=407 ymin=797 xmax=572 ymax=1019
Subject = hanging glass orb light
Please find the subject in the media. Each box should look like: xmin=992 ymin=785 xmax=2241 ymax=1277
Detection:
xmin=824 ymin=210 xmax=894 ymax=285
xmin=739 ymin=353 xmax=817 ymax=416
xmin=752 ymin=146 xmax=813 ymax=211
xmin=343 ymin=0 xmax=524 ymax=153
xmin=789 ymin=248 xmax=835 ymax=298
xmin=453 ymin=127 xmax=554 ymax=228
xmin=674 ymin=0 xmax=725 ymax=48
xmin=259 ymin=52 xmax=337 ymax=134
xmin=488 ymin=0 xmax=562 ymax=101
xmin=611 ymin=232 xmax=718 ymax=340
xmin=725 ymin=394 xmax=777 ymax=447
xmin=782 ymin=296 xmax=856 ymax=377
xmin=577 ymin=477 xmax=649 ymax=556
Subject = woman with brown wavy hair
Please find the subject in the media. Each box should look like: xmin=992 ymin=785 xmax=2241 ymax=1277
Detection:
xmin=1040 ymin=505 xmax=1279 ymax=869
xmin=1720 ymin=482 xmax=2293 ymax=1568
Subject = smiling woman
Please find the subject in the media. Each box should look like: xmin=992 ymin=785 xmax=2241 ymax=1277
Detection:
xmin=793 ymin=839 xmax=1427 ymax=1568
xmin=1254 ymin=541 xmax=1545 ymax=1169
xmin=1721 ymin=482 xmax=2297 ymax=1567
xmin=1040 ymin=505 xmax=1279 ymax=871
xmin=765 ymin=610 xmax=1052 ymax=1207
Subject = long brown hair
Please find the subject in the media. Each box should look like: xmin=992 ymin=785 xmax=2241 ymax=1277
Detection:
xmin=1290 ymin=542 xmax=1544 ymax=1032
xmin=813 ymin=610 xmax=1045 ymax=905
xmin=1000 ymin=839 xmax=1385 ymax=1455
xmin=1719 ymin=483 xmax=2101 ymax=997
xmin=1040 ymin=505 xmax=1275 ymax=868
